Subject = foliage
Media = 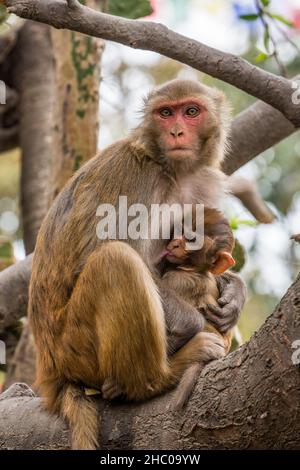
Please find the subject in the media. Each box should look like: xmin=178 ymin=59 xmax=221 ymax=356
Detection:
xmin=232 ymin=238 xmax=247 ymax=273
xmin=108 ymin=0 xmax=152 ymax=19
xmin=238 ymin=0 xmax=299 ymax=74
xmin=0 ymin=4 xmax=8 ymax=27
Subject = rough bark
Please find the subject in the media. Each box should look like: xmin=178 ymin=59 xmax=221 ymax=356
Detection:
xmin=12 ymin=21 xmax=61 ymax=254
xmin=5 ymin=0 xmax=300 ymax=126
xmin=0 ymin=255 xmax=32 ymax=335
xmin=4 ymin=319 xmax=36 ymax=389
xmin=1 ymin=273 xmax=300 ymax=450
xmin=0 ymin=21 xmax=23 ymax=152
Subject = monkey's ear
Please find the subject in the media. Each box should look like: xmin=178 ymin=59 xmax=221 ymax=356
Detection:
xmin=210 ymin=251 xmax=235 ymax=275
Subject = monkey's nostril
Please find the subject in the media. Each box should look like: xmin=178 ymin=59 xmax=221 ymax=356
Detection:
xmin=171 ymin=132 xmax=183 ymax=138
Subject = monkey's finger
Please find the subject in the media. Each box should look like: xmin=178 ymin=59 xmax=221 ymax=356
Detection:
xmin=202 ymin=312 xmax=223 ymax=327
xmin=206 ymin=304 xmax=223 ymax=316
xmin=101 ymin=379 xmax=115 ymax=392
xmin=102 ymin=380 xmax=123 ymax=400
xmin=218 ymin=320 xmax=236 ymax=334
xmin=102 ymin=386 xmax=123 ymax=400
xmin=220 ymin=302 xmax=239 ymax=319
xmin=218 ymin=295 xmax=231 ymax=306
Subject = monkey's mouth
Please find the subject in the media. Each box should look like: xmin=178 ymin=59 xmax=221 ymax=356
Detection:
xmin=165 ymin=147 xmax=194 ymax=159
xmin=161 ymin=248 xmax=171 ymax=259
xmin=165 ymin=254 xmax=185 ymax=265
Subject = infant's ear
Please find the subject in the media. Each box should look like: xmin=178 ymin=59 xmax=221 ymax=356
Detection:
xmin=209 ymin=251 xmax=235 ymax=275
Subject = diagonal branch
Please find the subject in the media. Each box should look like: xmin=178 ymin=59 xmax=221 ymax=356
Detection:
xmin=223 ymin=99 xmax=298 ymax=175
xmin=4 ymin=0 xmax=300 ymax=126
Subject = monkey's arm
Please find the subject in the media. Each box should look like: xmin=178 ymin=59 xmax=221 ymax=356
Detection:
xmin=204 ymin=272 xmax=247 ymax=333
xmin=159 ymin=285 xmax=205 ymax=355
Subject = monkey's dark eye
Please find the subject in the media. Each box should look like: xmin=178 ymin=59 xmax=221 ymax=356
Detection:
xmin=185 ymin=234 xmax=197 ymax=243
xmin=185 ymin=106 xmax=200 ymax=117
xmin=159 ymin=108 xmax=172 ymax=118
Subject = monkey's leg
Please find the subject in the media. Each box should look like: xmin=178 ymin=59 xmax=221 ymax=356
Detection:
xmin=72 ymin=241 xmax=225 ymax=401
xmin=169 ymin=331 xmax=225 ymax=410
xmin=71 ymin=240 xmax=170 ymax=401
xmin=159 ymin=286 xmax=206 ymax=355
xmin=205 ymin=322 xmax=233 ymax=354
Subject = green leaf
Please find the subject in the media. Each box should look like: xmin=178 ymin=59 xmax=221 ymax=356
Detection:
xmin=260 ymin=0 xmax=270 ymax=7
xmin=237 ymin=220 xmax=258 ymax=227
xmin=0 ymin=4 xmax=8 ymax=24
xmin=230 ymin=217 xmax=258 ymax=230
xmin=232 ymin=239 xmax=247 ymax=273
xmin=269 ymin=13 xmax=294 ymax=28
xmin=0 ymin=240 xmax=13 ymax=258
xmin=264 ymin=25 xmax=270 ymax=52
xmin=109 ymin=0 xmax=153 ymax=19
xmin=255 ymin=51 xmax=269 ymax=62
xmin=239 ymin=14 xmax=259 ymax=21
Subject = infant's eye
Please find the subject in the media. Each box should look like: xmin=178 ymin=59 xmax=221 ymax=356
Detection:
xmin=159 ymin=108 xmax=172 ymax=118
xmin=185 ymin=234 xmax=197 ymax=243
xmin=185 ymin=106 xmax=200 ymax=117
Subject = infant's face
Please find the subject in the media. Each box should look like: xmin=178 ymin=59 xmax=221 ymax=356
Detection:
xmin=165 ymin=238 xmax=188 ymax=265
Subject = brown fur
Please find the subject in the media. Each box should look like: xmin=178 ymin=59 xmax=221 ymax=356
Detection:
xmin=29 ymin=80 xmax=231 ymax=449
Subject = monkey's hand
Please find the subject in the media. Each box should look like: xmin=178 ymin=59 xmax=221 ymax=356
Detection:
xmin=205 ymin=272 xmax=247 ymax=334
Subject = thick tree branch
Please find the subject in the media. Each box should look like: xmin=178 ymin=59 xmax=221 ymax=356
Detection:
xmin=0 ymin=86 xmax=19 ymax=152
xmin=0 ymin=255 xmax=32 ymax=335
xmin=4 ymin=0 xmax=300 ymax=126
xmin=223 ymin=100 xmax=298 ymax=175
xmin=1 ymin=274 xmax=300 ymax=449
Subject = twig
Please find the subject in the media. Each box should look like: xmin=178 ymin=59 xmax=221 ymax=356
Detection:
xmin=4 ymin=0 xmax=300 ymax=126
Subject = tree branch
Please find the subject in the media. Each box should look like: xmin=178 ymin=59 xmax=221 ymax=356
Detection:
xmin=223 ymin=100 xmax=298 ymax=175
xmin=1 ymin=274 xmax=300 ymax=449
xmin=4 ymin=0 xmax=300 ymax=126
xmin=0 ymin=255 xmax=32 ymax=336
xmin=228 ymin=176 xmax=275 ymax=223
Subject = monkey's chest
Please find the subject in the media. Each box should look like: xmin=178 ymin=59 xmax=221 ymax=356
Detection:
xmin=162 ymin=269 xmax=219 ymax=309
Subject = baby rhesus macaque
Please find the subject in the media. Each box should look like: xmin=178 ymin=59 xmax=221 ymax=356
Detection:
xmin=160 ymin=207 xmax=236 ymax=409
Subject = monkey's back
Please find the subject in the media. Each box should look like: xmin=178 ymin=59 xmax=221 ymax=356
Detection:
xmin=28 ymin=138 xmax=175 ymax=376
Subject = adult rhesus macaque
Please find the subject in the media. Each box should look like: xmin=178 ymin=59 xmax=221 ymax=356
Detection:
xmin=160 ymin=207 xmax=236 ymax=409
xmin=29 ymin=80 xmax=246 ymax=449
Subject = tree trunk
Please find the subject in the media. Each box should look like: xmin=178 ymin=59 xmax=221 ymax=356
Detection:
xmin=1 ymin=274 xmax=300 ymax=450
xmin=4 ymin=1 xmax=103 ymax=386
xmin=12 ymin=10 xmax=103 ymax=255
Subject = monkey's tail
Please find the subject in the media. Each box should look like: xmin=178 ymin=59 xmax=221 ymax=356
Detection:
xmin=59 ymin=383 xmax=99 ymax=450
xmin=170 ymin=363 xmax=202 ymax=411
xmin=36 ymin=374 xmax=99 ymax=449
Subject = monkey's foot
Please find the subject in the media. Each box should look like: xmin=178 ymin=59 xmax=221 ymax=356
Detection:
xmin=101 ymin=379 xmax=124 ymax=400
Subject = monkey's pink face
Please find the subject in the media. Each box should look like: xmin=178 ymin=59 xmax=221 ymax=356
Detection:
xmin=153 ymin=99 xmax=207 ymax=160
